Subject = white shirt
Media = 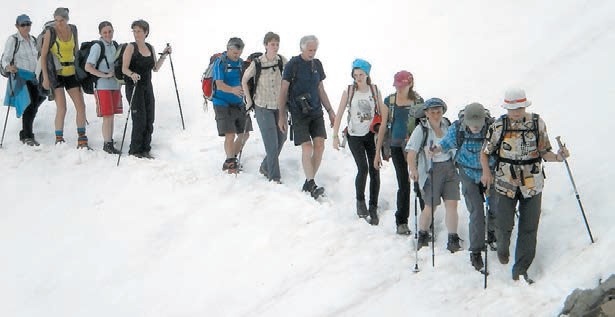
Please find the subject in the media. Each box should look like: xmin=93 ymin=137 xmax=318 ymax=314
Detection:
xmin=1 ymin=33 xmax=38 ymax=72
xmin=347 ymin=88 xmax=377 ymax=136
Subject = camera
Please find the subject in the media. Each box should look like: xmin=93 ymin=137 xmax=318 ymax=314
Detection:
xmin=295 ymin=93 xmax=312 ymax=114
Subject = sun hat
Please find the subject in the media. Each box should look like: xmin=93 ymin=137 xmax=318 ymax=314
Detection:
xmin=463 ymin=103 xmax=487 ymax=128
xmin=16 ymin=14 xmax=31 ymax=25
xmin=393 ymin=70 xmax=413 ymax=88
xmin=423 ymin=97 xmax=447 ymax=114
xmin=502 ymin=88 xmax=532 ymax=109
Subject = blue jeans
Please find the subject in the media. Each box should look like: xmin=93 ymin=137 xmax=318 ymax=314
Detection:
xmin=255 ymin=106 xmax=286 ymax=181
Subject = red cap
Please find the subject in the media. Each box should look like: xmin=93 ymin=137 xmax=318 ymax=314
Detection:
xmin=393 ymin=71 xmax=413 ymax=88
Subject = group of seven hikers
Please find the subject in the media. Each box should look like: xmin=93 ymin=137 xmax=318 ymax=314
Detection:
xmin=2 ymin=9 xmax=570 ymax=280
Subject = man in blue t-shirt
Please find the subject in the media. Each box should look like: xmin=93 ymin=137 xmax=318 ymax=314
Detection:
xmin=278 ymin=35 xmax=336 ymax=198
xmin=213 ymin=37 xmax=253 ymax=173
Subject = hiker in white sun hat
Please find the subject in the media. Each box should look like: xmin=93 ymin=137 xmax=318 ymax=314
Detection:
xmin=480 ymin=87 xmax=570 ymax=283
xmin=502 ymin=87 xmax=531 ymax=109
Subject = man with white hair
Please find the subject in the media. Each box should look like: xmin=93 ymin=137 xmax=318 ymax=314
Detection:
xmin=278 ymin=35 xmax=335 ymax=199
xmin=480 ymin=88 xmax=570 ymax=282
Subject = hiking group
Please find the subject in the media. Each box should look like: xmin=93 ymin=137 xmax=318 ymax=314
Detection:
xmin=1 ymin=8 xmax=171 ymax=157
xmin=2 ymin=10 xmax=574 ymax=281
xmin=205 ymin=32 xmax=572 ymax=281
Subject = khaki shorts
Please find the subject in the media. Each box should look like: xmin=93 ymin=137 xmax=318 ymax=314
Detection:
xmin=422 ymin=160 xmax=460 ymax=207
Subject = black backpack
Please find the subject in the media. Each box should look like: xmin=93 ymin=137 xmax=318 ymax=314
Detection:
xmin=74 ymin=40 xmax=119 ymax=94
xmin=242 ymin=52 xmax=284 ymax=100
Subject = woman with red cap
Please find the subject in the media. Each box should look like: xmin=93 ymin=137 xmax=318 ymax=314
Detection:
xmin=332 ymin=58 xmax=386 ymax=225
xmin=374 ymin=70 xmax=425 ymax=235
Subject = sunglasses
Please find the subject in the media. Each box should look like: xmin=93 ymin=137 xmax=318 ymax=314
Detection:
xmin=19 ymin=22 xmax=32 ymax=27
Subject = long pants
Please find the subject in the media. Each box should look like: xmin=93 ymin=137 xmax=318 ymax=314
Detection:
xmin=391 ymin=146 xmax=409 ymax=225
xmin=255 ymin=106 xmax=286 ymax=181
xmin=347 ymin=132 xmax=380 ymax=207
xmin=459 ymin=168 xmax=496 ymax=252
xmin=20 ymin=81 xmax=44 ymax=139
xmin=495 ymin=191 xmax=542 ymax=276
xmin=126 ymin=82 xmax=155 ymax=154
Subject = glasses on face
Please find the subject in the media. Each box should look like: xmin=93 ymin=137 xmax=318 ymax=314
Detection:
xmin=19 ymin=22 xmax=32 ymax=27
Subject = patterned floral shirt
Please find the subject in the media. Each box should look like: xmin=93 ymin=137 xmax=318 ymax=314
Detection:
xmin=482 ymin=113 xmax=552 ymax=199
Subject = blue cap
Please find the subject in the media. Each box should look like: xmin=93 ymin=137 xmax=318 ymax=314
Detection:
xmin=351 ymin=58 xmax=371 ymax=77
xmin=16 ymin=14 xmax=31 ymax=25
xmin=423 ymin=98 xmax=448 ymax=113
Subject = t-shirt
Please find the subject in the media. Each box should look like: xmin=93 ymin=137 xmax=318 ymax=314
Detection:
xmin=86 ymin=39 xmax=120 ymax=90
xmin=347 ymin=87 xmax=376 ymax=137
xmin=212 ymin=53 xmax=243 ymax=107
xmin=282 ymin=55 xmax=325 ymax=116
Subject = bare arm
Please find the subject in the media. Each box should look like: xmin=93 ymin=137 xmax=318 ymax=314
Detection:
xmin=277 ymin=80 xmax=290 ymax=133
xmin=318 ymin=81 xmax=335 ymax=127
xmin=374 ymin=91 xmax=389 ymax=169
xmin=331 ymin=87 xmax=349 ymax=150
xmin=122 ymin=44 xmax=140 ymax=83
xmin=40 ymin=30 xmax=51 ymax=89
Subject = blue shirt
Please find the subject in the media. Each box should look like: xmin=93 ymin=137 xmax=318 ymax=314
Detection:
xmin=212 ymin=53 xmax=244 ymax=107
xmin=282 ymin=55 xmax=325 ymax=116
xmin=86 ymin=39 xmax=120 ymax=90
xmin=439 ymin=120 xmax=493 ymax=183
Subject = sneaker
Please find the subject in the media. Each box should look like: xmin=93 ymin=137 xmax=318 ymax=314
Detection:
xmin=446 ymin=233 xmax=462 ymax=253
xmin=368 ymin=204 xmax=378 ymax=225
xmin=396 ymin=223 xmax=411 ymax=235
xmin=417 ymin=230 xmax=430 ymax=249
xmin=356 ymin=200 xmax=368 ymax=218
xmin=21 ymin=137 xmax=40 ymax=146
xmin=470 ymin=252 xmax=484 ymax=271
xmin=103 ymin=142 xmax=121 ymax=154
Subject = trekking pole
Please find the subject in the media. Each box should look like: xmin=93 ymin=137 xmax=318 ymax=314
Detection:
xmin=556 ymin=136 xmax=594 ymax=243
xmin=117 ymin=83 xmax=138 ymax=166
xmin=1 ymin=73 xmax=15 ymax=148
xmin=479 ymin=184 xmax=489 ymax=289
xmin=412 ymin=181 xmax=420 ymax=273
xmin=164 ymin=43 xmax=185 ymax=130
xmin=429 ymin=141 xmax=435 ymax=267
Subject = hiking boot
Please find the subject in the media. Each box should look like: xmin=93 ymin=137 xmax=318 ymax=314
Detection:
xmin=302 ymin=179 xmax=315 ymax=192
xmin=103 ymin=141 xmax=121 ymax=154
xmin=356 ymin=200 xmax=368 ymax=218
xmin=446 ymin=233 xmax=462 ymax=253
xmin=77 ymin=136 xmax=91 ymax=149
xmin=513 ymin=272 xmax=534 ymax=284
xmin=130 ymin=152 xmax=145 ymax=158
xmin=396 ymin=223 xmax=411 ymax=235
xmin=470 ymin=252 xmax=484 ymax=271
xmin=21 ymin=137 xmax=40 ymax=146
xmin=222 ymin=158 xmax=238 ymax=173
xmin=417 ymin=230 xmax=430 ymax=249
xmin=259 ymin=165 xmax=269 ymax=178
xmin=368 ymin=204 xmax=378 ymax=225
xmin=55 ymin=136 xmax=65 ymax=144
xmin=497 ymin=251 xmax=509 ymax=264
xmin=141 ymin=152 xmax=155 ymax=159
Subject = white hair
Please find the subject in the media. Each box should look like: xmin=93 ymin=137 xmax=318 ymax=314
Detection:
xmin=300 ymin=35 xmax=319 ymax=51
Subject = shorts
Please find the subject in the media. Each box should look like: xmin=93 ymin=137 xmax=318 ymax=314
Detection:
xmin=214 ymin=105 xmax=253 ymax=136
xmin=291 ymin=113 xmax=327 ymax=146
xmin=422 ymin=159 xmax=460 ymax=207
xmin=95 ymin=90 xmax=123 ymax=117
xmin=54 ymin=75 xmax=80 ymax=90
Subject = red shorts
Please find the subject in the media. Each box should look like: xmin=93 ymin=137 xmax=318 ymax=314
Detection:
xmin=95 ymin=90 xmax=123 ymax=117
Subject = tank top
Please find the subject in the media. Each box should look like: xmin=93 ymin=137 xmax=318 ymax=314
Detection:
xmin=129 ymin=43 xmax=155 ymax=85
xmin=51 ymin=33 xmax=75 ymax=76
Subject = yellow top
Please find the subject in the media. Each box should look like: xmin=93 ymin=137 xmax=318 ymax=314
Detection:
xmin=51 ymin=33 xmax=75 ymax=76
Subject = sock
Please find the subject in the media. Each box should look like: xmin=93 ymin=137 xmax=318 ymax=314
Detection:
xmin=55 ymin=130 xmax=64 ymax=142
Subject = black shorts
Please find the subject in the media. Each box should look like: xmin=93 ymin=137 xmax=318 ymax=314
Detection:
xmin=214 ymin=105 xmax=253 ymax=136
xmin=291 ymin=113 xmax=327 ymax=146
xmin=54 ymin=75 xmax=80 ymax=90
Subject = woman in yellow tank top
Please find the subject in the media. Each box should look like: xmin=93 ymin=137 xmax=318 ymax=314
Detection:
xmin=40 ymin=7 xmax=89 ymax=149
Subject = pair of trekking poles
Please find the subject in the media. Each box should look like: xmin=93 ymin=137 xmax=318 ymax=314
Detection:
xmin=116 ymin=43 xmax=185 ymax=166
xmin=410 ymin=137 xmax=594 ymax=289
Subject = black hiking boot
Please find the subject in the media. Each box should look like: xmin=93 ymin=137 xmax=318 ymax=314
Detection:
xmin=356 ymin=200 xmax=368 ymax=218
xmin=21 ymin=137 xmax=40 ymax=146
xmin=141 ymin=151 xmax=155 ymax=159
xmin=103 ymin=141 xmax=121 ymax=154
xmin=222 ymin=158 xmax=238 ymax=173
xmin=446 ymin=233 xmax=462 ymax=253
xmin=367 ymin=204 xmax=378 ymax=225
xmin=470 ymin=252 xmax=484 ymax=271
xmin=513 ymin=272 xmax=535 ymax=284
xmin=302 ymin=179 xmax=324 ymax=199
xmin=417 ymin=230 xmax=430 ymax=250
xmin=497 ymin=250 xmax=509 ymax=264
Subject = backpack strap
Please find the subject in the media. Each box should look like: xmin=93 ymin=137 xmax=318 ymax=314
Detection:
xmin=9 ymin=35 xmax=19 ymax=64
xmin=253 ymin=57 xmax=262 ymax=92
xmin=369 ymin=84 xmax=379 ymax=115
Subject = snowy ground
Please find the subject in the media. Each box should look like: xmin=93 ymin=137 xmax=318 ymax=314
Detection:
xmin=0 ymin=1 xmax=613 ymax=316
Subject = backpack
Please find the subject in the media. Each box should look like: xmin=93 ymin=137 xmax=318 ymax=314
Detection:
xmin=492 ymin=113 xmax=542 ymax=169
xmin=455 ymin=108 xmax=495 ymax=149
xmin=36 ymin=21 xmax=78 ymax=57
xmin=386 ymin=93 xmax=426 ymax=137
xmin=0 ymin=35 xmax=35 ymax=78
xmin=113 ymin=42 xmax=153 ymax=85
xmin=416 ymin=116 xmax=452 ymax=157
xmin=74 ymin=40 xmax=119 ymax=94
xmin=201 ymin=52 xmax=236 ymax=102
xmin=242 ymin=52 xmax=284 ymax=101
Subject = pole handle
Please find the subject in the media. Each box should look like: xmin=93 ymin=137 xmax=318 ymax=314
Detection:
xmin=555 ymin=136 xmax=566 ymax=150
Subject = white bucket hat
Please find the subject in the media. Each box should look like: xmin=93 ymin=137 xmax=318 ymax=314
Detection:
xmin=502 ymin=88 xmax=532 ymax=109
